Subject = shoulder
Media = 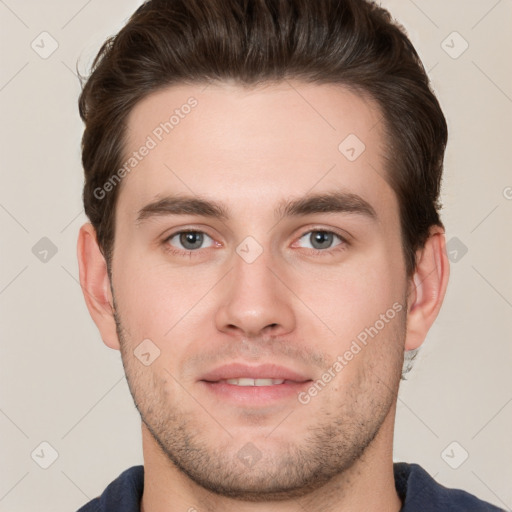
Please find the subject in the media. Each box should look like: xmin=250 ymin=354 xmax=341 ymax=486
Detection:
xmin=75 ymin=465 xmax=144 ymax=512
xmin=394 ymin=462 xmax=505 ymax=511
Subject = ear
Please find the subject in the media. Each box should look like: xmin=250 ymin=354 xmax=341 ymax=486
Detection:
xmin=77 ymin=222 xmax=120 ymax=350
xmin=405 ymin=226 xmax=450 ymax=350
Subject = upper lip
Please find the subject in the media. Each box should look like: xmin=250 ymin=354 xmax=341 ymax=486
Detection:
xmin=200 ymin=363 xmax=311 ymax=383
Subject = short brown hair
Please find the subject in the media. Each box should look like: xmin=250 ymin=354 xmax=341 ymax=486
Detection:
xmin=78 ymin=0 xmax=448 ymax=276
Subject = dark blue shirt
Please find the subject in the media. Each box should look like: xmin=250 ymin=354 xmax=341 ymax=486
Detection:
xmin=76 ymin=462 xmax=505 ymax=511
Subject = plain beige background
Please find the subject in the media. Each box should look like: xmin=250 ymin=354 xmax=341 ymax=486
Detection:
xmin=0 ymin=1 xmax=511 ymax=511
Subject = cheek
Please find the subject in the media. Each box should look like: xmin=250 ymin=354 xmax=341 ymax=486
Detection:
xmin=113 ymin=252 xmax=224 ymax=352
xmin=113 ymin=260 xmax=186 ymax=339
xmin=292 ymin=249 xmax=404 ymax=341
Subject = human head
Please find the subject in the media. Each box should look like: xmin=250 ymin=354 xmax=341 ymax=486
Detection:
xmin=79 ymin=0 xmax=448 ymax=279
xmin=76 ymin=0 xmax=450 ymax=504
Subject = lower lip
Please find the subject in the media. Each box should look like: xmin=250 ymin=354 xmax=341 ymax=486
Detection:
xmin=199 ymin=380 xmax=312 ymax=405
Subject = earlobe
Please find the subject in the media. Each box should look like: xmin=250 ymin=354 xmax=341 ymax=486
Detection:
xmin=77 ymin=222 xmax=120 ymax=350
xmin=405 ymin=227 xmax=450 ymax=351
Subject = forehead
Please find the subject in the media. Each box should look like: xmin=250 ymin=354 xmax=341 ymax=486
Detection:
xmin=118 ymin=80 xmax=395 ymax=224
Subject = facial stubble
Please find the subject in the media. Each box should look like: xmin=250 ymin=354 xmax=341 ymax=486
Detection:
xmin=113 ymin=298 xmax=406 ymax=502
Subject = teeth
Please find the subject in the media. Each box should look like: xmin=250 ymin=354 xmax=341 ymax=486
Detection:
xmin=225 ymin=378 xmax=285 ymax=386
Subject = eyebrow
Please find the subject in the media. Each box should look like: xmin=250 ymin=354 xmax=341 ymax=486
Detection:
xmin=135 ymin=191 xmax=377 ymax=225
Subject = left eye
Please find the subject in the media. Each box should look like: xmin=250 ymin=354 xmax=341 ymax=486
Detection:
xmin=166 ymin=231 xmax=215 ymax=251
xmin=297 ymin=230 xmax=343 ymax=250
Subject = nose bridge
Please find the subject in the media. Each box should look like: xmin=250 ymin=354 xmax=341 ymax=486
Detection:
xmin=214 ymin=239 xmax=296 ymax=337
xmin=232 ymin=246 xmax=275 ymax=300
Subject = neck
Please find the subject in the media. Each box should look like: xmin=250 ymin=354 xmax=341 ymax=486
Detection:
xmin=140 ymin=404 xmax=402 ymax=512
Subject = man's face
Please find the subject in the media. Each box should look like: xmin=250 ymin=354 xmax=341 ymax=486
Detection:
xmin=111 ymin=81 xmax=409 ymax=499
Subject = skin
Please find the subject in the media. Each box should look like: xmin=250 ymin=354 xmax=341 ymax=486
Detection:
xmin=77 ymin=81 xmax=449 ymax=512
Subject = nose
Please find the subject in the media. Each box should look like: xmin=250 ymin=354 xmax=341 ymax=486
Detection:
xmin=214 ymin=248 xmax=296 ymax=339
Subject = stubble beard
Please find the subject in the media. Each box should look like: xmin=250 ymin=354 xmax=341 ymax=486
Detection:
xmin=113 ymin=305 xmax=405 ymax=502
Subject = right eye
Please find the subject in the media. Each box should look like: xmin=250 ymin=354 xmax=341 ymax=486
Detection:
xmin=164 ymin=230 xmax=216 ymax=253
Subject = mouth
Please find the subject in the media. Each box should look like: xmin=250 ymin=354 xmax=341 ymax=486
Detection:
xmin=199 ymin=363 xmax=312 ymax=404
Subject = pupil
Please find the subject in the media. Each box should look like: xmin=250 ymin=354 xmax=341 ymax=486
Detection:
xmin=180 ymin=232 xmax=203 ymax=249
xmin=311 ymin=231 xmax=332 ymax=249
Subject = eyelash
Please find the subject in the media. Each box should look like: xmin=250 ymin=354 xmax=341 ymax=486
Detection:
xmin=162 ymin=228 xmax=349 ymax=258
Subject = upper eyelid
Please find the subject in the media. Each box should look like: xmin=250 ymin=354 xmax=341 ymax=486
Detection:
xmin=165 ymin=230 xmax=215 ymax=246
xmin=297 ymin=230 xmax=346 ymax=241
